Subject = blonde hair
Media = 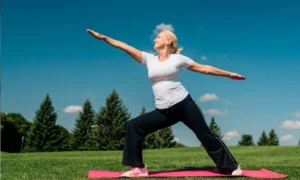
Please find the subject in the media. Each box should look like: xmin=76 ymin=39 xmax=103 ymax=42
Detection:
xmin=161 ymin=30 xmax=183 ymax=54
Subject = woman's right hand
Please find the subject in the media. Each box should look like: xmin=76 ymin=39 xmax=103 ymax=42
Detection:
xmin=87 ymin=29 xmax=107 ymax=40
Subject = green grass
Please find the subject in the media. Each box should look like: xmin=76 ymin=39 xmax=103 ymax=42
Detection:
xmin=1 ymin=146 xmax=299 ymax=180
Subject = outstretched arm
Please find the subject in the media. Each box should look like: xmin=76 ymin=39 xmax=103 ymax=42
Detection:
xmin=87 ymin=29 xmax=142 ymax=63
xmin=187 ymin=62 xmax=246 ymax=80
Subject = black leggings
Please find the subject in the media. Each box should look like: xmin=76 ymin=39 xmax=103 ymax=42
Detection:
xmin=122 ymin=94 xmax=239 ymax=174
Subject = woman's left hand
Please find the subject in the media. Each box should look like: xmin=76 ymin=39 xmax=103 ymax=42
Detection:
xmin=228 ymin=73 xmax=246 ymax=80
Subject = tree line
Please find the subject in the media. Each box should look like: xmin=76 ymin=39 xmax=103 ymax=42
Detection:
xmin=208 ymin=117 xmax=294 ymax=146
xmin=1 ymin=89 xmax=185 ymax=153
xmin=1 ymin=89 xmax=299 ymax=153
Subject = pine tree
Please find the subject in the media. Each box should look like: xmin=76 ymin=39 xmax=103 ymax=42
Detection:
xmin=208 ymin=116 xmax=222 ymax=139
xmin=237 ymin=134 xmax=255 ymax=146
xmin=140 ymin=105 xmax=146 ymax=115
xmin=268 ymin=129 xmax=279 ymax=146
xmin=94 ymin=89 xmax=131 ymax=150
xmin=143 ymin=131 xmax=160 ymax=149
xmin=85 ymin=125 xmax=98 ymax=150
xmin=53 ymin=125 xmax=72 ymax=151
xmin=157 ymin=127 xmax=177 ymax=148
xmin=257 ymin=130 xmax=269 ymax=146
xmin=71 ymin=99 xmax=95 ymax=150
xmin=25 ymin=94 xmax=58 ymax=152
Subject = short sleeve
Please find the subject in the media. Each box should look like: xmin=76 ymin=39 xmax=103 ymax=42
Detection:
xmin=141 ymin=51 xmax=155 ymax=67
xmin=178 ymin=54 xmax=194 ymax=68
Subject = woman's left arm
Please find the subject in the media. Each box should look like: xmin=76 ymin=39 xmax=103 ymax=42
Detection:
xmin=187 ymin=62 xmax=246 ymax=80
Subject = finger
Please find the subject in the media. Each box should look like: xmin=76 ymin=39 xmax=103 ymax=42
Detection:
xmin=87 ymin=29 xmax=97 ymax=35
xmin=89 ymin=31 xmax=98 ymax=37
xmin=87 ymin=30 xmax=94 ymax=35
xmin=87 ymin=29 xmax=94 ymax=33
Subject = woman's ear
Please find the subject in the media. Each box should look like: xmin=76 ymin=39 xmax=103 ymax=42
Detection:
xmin=166 ymin=38 xmax=173 ymax=45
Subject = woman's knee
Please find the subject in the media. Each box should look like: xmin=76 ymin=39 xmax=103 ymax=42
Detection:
xmin=126 ymin=115 xmax=145 ymax=132
xmin=126 ymin=118 xmax=137 ymax=130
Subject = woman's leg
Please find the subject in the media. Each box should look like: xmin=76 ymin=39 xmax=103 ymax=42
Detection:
xmin=177 ymin=98 xmax=240 ymax=174
xmin=122 ymin=109 xmax=178 ymax=168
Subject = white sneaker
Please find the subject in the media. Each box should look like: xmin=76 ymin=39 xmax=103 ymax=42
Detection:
xmin=231 ymin=165 xmax=242 ymax=175
xmin=120 ymin=165 xmax=149 ymax=177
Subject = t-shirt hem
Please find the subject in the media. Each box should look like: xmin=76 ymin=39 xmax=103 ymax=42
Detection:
xmin=155 ymin=92 xmax=189 ymax=109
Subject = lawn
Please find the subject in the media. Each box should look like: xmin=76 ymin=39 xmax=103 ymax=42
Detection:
xmin=1 ymin=146 xmax=299 ymax=180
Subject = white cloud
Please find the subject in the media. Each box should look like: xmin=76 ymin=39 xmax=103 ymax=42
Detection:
xmin=173 ymin=137 xmax=180 ymax=143
xmin=63 ymin=105 xmax=83 ymax=113
xmin=293 ymin=110 xmax=300 ymax=118
xmin=199 ymin=93 xmax=219 ymax=102
xmin=201 ymin=55 xmax=208 ymax=61
xmin=280 ymin=134 xmax=294 ymax=141
xmin=153 ymin=23 xmax=174 ymax=35
xmin=280 ymin=120 xmax=300 ymax=129
xmin=203 ymin=109 xmax=228 ymax=116
xmin=222 ymin=130 xmax=239 ymax=141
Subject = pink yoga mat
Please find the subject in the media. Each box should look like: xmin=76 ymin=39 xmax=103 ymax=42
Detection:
xmin=88 ymin=168 xmax=287 ymax=178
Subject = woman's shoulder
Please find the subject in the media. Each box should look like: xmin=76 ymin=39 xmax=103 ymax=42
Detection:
xmin=172 ymin=53 xmax=194 ymax=68
xmin=172 ymin=53 xmax=190 ymax=59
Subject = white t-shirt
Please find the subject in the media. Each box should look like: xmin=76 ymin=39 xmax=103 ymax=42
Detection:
xmin=141 ymin=51 xmax=194 ymax=109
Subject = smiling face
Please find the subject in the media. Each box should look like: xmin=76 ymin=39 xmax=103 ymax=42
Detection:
xmin=153 ymin=31 xmax=173 ymax=51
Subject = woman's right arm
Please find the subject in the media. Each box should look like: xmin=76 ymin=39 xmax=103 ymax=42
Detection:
xmin=104 ymin=37 xmax=142 ymax=63
xmin=87 ymin=29 xmax=142 ymax=64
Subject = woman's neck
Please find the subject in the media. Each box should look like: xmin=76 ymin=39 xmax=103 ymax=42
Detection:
xmin=157 ymin=48 xmax=172 ymax=60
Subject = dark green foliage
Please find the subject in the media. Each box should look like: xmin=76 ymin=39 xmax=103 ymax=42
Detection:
xmin=71 ymin=99 xmax=95 ymax=150
xmin=1 ymin=113 xmax=32 ymax=152
xmin=5 ymin=113 xmax=32 ymax=137
xmin=1 ymin=113 xmax=22 ymax=152
xmin=24 ymin=94 xmax=59 ymax=152
xmin=53 ymin=125 xmax=72 ymax=151
xmin=238 ymin=134 xmax=255 ymax=146
xmin=157 ymin=127 xmax=177 ymax=148
xmin=140 ymin=105 xmax=146 ymax=115
xmin=94 ymin=89 xmax=131 ymax=150
xmin=208 ymin=116 xmax=222 ymax=139
xmin=257 ymin=130 xmax=269 ymax=146
xmin=268 ymin=129 xmax=279 ymax=146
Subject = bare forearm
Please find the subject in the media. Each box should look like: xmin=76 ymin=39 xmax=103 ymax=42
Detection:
xmin=102 ymin=36 xmax=142 ymax=63
xmin=103 ymin=36 xmax=128 ymax=50
xmin=188 ymin=62 xmax=245 ymax=80
xmin=203 ymin=65 xmax=231 ymax=77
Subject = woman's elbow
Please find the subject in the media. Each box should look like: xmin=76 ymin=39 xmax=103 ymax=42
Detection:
xmin=188 ymin=63 xmax=211 ymax=74
xmin=197 ymin=65 xmax=212 ymax=74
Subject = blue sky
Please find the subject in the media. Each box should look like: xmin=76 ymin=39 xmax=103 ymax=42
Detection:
xmin=2 ymin=0 xmax=300 ymax=146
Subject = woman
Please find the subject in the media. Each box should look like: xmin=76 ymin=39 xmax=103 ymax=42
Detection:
xmin=87 ymin=29 xmax=245 ymax=177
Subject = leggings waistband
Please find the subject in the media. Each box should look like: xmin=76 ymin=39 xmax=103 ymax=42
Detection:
xmin=156 ymin=94 xmax=193 ymax=115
